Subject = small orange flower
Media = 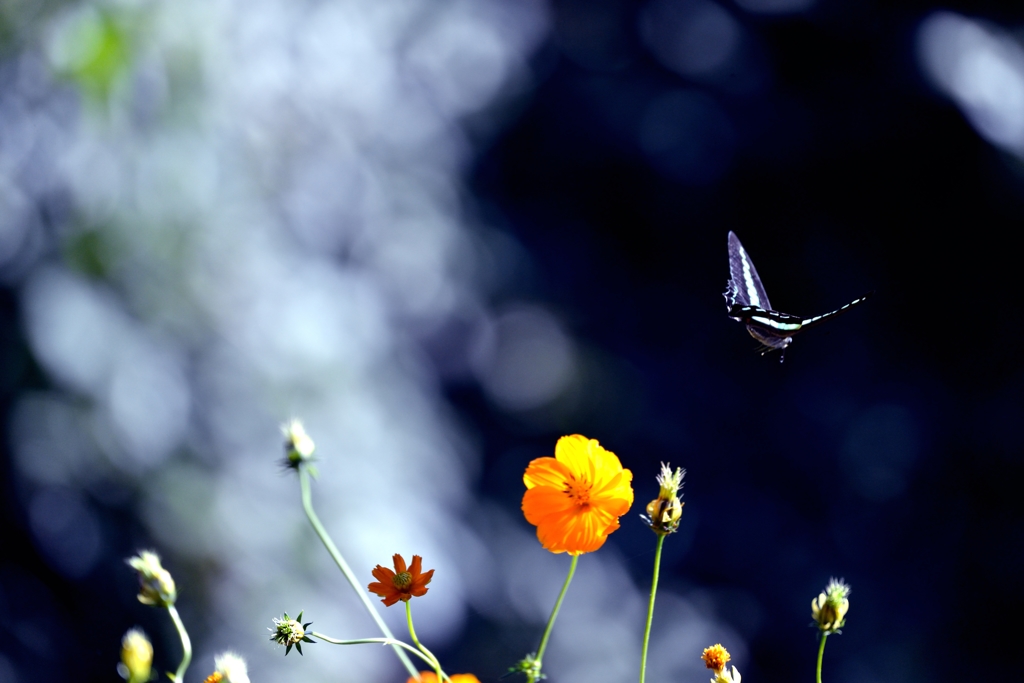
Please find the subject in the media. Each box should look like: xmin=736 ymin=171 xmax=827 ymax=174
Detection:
xmin=702 ymin=644 xmax=731 ymax=674
xmin=368 ymin=554 xmax=434 ymax=606
xmin=406 ymin=673 xmax=480 ymax=683
xmin=522 ymin=434 xmax=634 ymax=555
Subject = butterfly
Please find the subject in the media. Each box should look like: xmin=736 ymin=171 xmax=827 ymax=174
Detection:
xmin=724 ymin=231 xmax=872 ymax=358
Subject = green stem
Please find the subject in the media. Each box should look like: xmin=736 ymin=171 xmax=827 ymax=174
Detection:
xmin=529 ymin=554 xmax=580 ymax=683
xmin=166 ymin=605 xmax=192 ymax=683
xmin=299 ymin=467 xmax=419 ymax=678
xmin=406 ymin=600 xmax=445 ymax=683
xmin=816 ymin=633 xmax=828 ymax=683
xmin=309 ymin=632 xmax=437 ymax=666
xmin=639 ymin=534 xmax=666 ymax=683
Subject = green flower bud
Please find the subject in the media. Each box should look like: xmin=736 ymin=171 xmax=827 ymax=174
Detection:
xmin=282 ymin=420 xmax=316 ymax=469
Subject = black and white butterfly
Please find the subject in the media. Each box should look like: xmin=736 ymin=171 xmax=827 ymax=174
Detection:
xmin=724 ymin=231 xmax=872 ymax=358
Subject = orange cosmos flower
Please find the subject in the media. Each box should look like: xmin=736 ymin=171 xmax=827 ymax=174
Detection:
xmin=522 ymin=434 xmax=634 ymax=555
xmin=367 ymin=554 xmax=434 ymax=606
xmin=407 ymin=673 xmax=480 ymax=683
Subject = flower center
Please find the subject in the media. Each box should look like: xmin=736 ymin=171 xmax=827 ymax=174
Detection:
xmin=563 ymin=476 xmax=591 ymax=506
xmin=273 ymin=617 xmax=305 ymax=645
xmin=702 ymin=644 xmax=730 ymax=674
xmin=392 ymin=571 xmax=413 ymax=589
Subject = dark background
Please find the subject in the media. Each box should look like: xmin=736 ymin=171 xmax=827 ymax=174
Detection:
xmin=3 ymin=1 xmax=1023 ymax=682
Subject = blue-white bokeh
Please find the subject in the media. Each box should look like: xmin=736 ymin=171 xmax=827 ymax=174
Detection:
xmin=0 ymin=2 xmax=733 ymax=682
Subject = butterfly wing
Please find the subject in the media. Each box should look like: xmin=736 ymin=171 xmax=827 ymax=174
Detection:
xmin=725 ymin=231 xmax=772 ymax=311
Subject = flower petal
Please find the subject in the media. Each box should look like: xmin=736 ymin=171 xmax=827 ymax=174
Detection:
xmin=589 ymin=460 xmax=628 ymax=494
xmin=538 ymin=504 xmax=619 ymax=554
xmin=522 ymin=486 xmax=576 ymax=526
xmin=589 ymin=473 xmax=634 ymax=514
xmin=367 ymin=581 xmax=391 ymax=597
xmin=408 ymin=674 xmax=440 ymax=683
xmin=554 ymin=435 xmax=594 ymax=478
xmin=371 ymin=565 xmax=395 ymax=583
xmin=413 ymin=568 xmax=434 ymax=588
xmin=392 ymin=554 xmax=408 ymax=574
xmin=523 ymin=457 xmax=572 ymax=490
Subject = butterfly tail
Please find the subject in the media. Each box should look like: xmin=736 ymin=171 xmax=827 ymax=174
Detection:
xmin=798 ymin=291 xmax=874 ymax=330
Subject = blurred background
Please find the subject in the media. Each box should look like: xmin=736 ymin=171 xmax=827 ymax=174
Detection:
xmin=1 ymin=0 xmax=1022 ymax=682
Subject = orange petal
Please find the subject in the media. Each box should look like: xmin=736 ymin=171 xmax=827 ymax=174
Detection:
xmin=371 ymin=565 xmax=395 ymax=583
xmin=393 ymin=554 xmax=408 ymax=573
xmin=367 ymin=581 xmax=391 ymax=597
xmin=589 ymin=482 xmax=633 ymax=516
xmin=593 ymin=495 xmax=632 ymax=519
xmin=412 ymin=674 xmax=480 ymax=683
xmin=523 ymin=457 xmax=572 ymax=490
xmin=409 ymin=555 xmax=423 ymax=577
xmin=522 ymin=486 xmax=576 ymax=526
xmin=407 ymin=673 xmax=439 ymax=683
xmin=415 ymin=568 xmax=434 ymax=587
xmin=537 ymin=505 xmax=619 ymax=554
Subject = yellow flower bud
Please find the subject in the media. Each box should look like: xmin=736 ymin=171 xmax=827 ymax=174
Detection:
xmin=646 ymin=496 xmax=683 ymax=528
xmin=811 ymin=578 xmax=851 ymax=633
xmin=643 ymin=463 xmax=685 ymax=534
xmin=118 ymin=628 xmax=152 ymax=683
xmin=126 ymin=550 xmax=176 ymax=607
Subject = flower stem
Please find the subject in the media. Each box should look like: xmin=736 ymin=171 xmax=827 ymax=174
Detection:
xmin=639 ymin=533 xmax=666 ymax=683
xmin=530 ymin=553 xmax=580 ymax=683
xmin=309 ymin=632 xmax=438 ymax=666
xmin=166 ymin=605 xmax=192 ymax=683
xmin=816 ymin=633 xmax=828 ymax=683
xmin=406 ymin=601 xmax=445 ymax=683
xmin=298 ymin=466 xmax=419 ymax=678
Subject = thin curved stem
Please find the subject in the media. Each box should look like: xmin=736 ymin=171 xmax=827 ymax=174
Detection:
xmin=166 ymin=605 xmax=192 ymax=683
xmin=299 ymin=467 xmax=419 ymax=678
xmin=816 ymin=633 xmax=828 ymax=683
xmin=639 ymin=534 xmax=666 ymax=683
xmin=529 ymin=554 xmax=579 ymax=683
xmin=309 ymin=633 xmax=437 ymax=666
xmin=406 ymin=601 xmax=444 ymax=683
